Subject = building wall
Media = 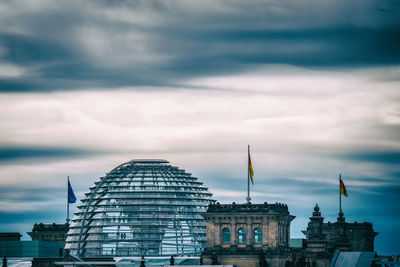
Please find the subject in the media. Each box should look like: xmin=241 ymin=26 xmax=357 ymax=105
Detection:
xmin=204 ymin=206 xmax=294 ymax=249
xmin=28 ymin=223 xmax=69 ymax=243
xmin=303 ymin=205 xmax=377 ymax=253
xmin=201 ymin=202 xmax=295 ymax=267
xmin=203 ymin=203 xmax=377 ymax=267
xmin=212 ymin=255 xmax=259 ymax=267
xmin=298 ymin=204 xmax=378 ymax=267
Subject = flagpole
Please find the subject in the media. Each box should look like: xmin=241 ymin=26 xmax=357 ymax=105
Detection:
xmin=67 ymin=176 xmax=70 ymax=224
xmin=339 ymin=173 xmax=342 ymax=214
xmin=246 ymin=145 xmax=251 ymax=204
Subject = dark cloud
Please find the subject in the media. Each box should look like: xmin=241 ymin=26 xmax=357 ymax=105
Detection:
xmin=0 ymin=79 xmax=42 ymax=92
xmin=160 ymin=26 xmax=400 ymax=69
xmin=0 ymin=210 xmax=66 ymax=232
xmin=2 ymin=25 xmax=399 ymax=92
xmin=0 ymin=186 xmax=63 ymax=202
xmin=0 ymin=0 xmax=399 ymax=254
xmin=345 ymin=150 xmax=400 ymax=165
xmin=297 ymin=139 xmax=400 ymax=167
xmin=0 ymin=146 xmax=96 ymax=162
xmin=0 ymin=33 xmax=74 ymax=64
xmin=0 ymin=1 xmax=399 ymax=92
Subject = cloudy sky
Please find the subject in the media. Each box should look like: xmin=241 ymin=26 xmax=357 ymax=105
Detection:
xmin=0 ymin=0 xmax=399 ymax=254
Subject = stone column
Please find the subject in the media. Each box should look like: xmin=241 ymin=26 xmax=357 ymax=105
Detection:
xmin=283 ymin=221 xmax=286 ymax=247
xmin=262 ymin=216 xmax=268 ymax=247
xmin=277 ymin=220 xmax=281 ymax=246
xmin=268 ymin=219 xmax=278 ymax=247
xmin=206 ymin=218 xmax=215 ymax=247
xmin=279 ymin=220 xmax=284 ymax=247
xmin=231 ymin=216 xmax=236 ymax=245
xmin=286 ymin=220 xmax=290 ymax=248
xmin=279 ymin=220 xmax=283 ymax=247
xmin=247 ymin=217 xmax=252 ymax=245
xmin=215 ymin=217 xmax=221 ymax=245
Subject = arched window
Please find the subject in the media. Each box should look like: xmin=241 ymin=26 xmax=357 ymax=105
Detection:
xmin=222 ymin=228 xmax=230 ymax=243
xmin=254 ymin=228 xmax=262 ymax=243
xmin=238 ymin=227 xmax=246 ymax=243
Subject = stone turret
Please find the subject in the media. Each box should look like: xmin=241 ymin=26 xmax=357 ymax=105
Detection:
xmin=299 ymin=204 xmax=378 ymax=266
xmin=307 ymin=204 xmax=325 ymax=240
xmin=332 ymin=211 xmax=352 ymax=251
xmin=302 ymin=204 xmax=328 ymax=254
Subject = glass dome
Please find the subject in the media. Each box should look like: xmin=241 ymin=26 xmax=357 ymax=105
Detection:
xmin=65 ymin=159 xmax=214 ymax=257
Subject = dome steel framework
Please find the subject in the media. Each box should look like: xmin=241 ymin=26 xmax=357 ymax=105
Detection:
xmin=65 ymin=160 xmax=214 ymax=257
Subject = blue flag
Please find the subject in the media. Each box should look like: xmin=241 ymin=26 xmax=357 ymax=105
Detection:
xmin=68 ymin=179 xmax=76 ymax=204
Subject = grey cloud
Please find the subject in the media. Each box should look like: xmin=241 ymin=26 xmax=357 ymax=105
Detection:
xmin=289 ymin=137 xmax=400 ymax=167
xmin=0 ymin=0 xmax=399 ymax=92
xmin=0 ymin=146 xmax=97 ymax=162
xmin=345 ymin=150 xmax=400 ymax=165
xmin=0 ymin=186 xmax=63 ymax=202
xmin=0 ymin=33 xmax=75 ymax=64
xmin=0 ymin=210 xmax=66 ymax=230
xmin=158 ymin=26 xmax=400 ymax=67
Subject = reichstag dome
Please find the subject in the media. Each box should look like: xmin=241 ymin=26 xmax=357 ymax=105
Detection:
xmin=65 ymin=159 xmax=214 ymax=257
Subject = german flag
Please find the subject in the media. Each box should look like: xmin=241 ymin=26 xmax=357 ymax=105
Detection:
xmin=340 ymin=177 xmax=348 ymax=197
xmin=249 ymin=154 xmax=254 ymax=185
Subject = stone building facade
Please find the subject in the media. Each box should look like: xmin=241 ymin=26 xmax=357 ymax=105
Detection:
xmin=201 ymin=202 xmax=295 ymax=267
xmin=201 ymin=202 xmax=377 ymax=267
xmin=0 ymin=233 xmax=22 ymax=241
xmin=28 ymin=223 xmax=69 ymax=243
xmin=298 ymin=204 xmax=378 ymax=266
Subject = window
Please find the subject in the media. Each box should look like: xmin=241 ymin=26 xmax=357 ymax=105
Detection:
xmin=222 ymin=228 xmax=230 ymax=243
xmin=254 ymin=228 xmax=262 ymax=243
xmin=238 ymin=228 xmax=246 ymax=243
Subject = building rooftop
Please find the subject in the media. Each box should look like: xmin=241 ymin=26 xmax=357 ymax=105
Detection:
xmin=206 ymin=202 xmax=291 ymax=215
xmin=31 ymin=223 xmax=69 ymax=232
xmin=0 ymin=232 xmax=22 ymax=241
xmin=128 ymin=159 xmax=170 ymax=164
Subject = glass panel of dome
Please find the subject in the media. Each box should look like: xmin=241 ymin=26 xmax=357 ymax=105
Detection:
xmin=66 ymin=159 xmax=214 ymax=257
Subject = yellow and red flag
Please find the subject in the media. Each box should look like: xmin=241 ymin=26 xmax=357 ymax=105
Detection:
xmin=340 ymin=177 xmax=348 ymax=197
xmin=249 ymin=154 xmax=254 ymax=185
